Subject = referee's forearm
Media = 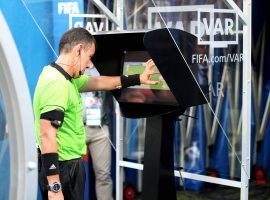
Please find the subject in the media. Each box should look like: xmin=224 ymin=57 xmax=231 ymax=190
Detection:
xmin=39 ymin=119 xmax=61 ymax=185
xmin=81 ymin=76 xmax=122 ymax=92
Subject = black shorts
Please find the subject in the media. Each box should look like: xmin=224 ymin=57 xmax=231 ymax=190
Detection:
xmin=38 ymin=149 xmax=85 ymax=200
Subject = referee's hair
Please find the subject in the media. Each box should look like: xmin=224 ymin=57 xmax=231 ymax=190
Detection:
xmin=59 ymin=27 xmax=96 ymax=54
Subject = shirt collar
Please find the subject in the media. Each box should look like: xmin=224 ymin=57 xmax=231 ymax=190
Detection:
xmin=50 ymin=62 xmax=72 ymax=81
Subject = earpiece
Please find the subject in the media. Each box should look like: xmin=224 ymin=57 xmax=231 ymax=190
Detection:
xmin=79 ymin=50 xmax=82 ymax=75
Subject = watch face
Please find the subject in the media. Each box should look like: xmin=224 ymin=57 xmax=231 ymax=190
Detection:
xmin=53 ymin=183 xmax=61 ymax=191
xmin=50 ymin=182 xmax=61 ymax=192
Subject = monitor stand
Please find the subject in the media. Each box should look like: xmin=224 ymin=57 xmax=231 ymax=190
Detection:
xmin=142 ymin=113 xmax=181 ymax=200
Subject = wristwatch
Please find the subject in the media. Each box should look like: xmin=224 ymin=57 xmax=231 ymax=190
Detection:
xmin=47 ymin=182 xmax=62 ymax=193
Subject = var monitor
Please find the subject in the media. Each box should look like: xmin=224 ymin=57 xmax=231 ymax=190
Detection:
xmin=119 ymin=51 xmax=179 ymax=106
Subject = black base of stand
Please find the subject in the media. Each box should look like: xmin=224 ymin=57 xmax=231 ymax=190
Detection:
xmin=142 ymin=115 xmax=177 ymax=200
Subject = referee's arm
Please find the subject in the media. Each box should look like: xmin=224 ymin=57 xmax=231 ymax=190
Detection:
xmin=40 ymin=119 xmax=64 ymax=199
xmin=80 ymin=59 xmax=159 ymax=92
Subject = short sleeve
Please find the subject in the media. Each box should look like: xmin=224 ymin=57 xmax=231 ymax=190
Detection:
xmin=40 ymin=79 xmax=69 ymax=114
xmin=73 ymin=74 xmax=89 ymax=92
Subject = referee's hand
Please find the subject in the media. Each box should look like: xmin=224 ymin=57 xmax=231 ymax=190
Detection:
xmin=140 ymin=59 xmax=160 ymax=85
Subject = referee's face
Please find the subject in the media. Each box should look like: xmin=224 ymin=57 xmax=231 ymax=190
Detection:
xmin=76 ymin=42 xmax=95 ymax=78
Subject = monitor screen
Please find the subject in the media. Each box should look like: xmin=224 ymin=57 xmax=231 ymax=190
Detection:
xmin=119 ymin=51 xmax=179 ymax=106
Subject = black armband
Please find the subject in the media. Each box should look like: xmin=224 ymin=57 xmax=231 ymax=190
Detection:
xmin=41 ymin=153 xmax=60 ymax=176
xmin=120 ymin=74 xmax=141 ymax=88
xmin=40 ymin=109 xmax=64 ymax=128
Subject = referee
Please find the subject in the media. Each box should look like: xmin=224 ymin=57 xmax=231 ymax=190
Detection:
xmin=33 ymin=27 xmax=158 ymax=200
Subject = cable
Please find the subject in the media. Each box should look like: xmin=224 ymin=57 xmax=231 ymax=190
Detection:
xmin=20 ymin=0 xmax=58 ymax=58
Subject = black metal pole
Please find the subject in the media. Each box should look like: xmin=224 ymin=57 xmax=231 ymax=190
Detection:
xmin=142 ymin=114 xmax=177 ymax=200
